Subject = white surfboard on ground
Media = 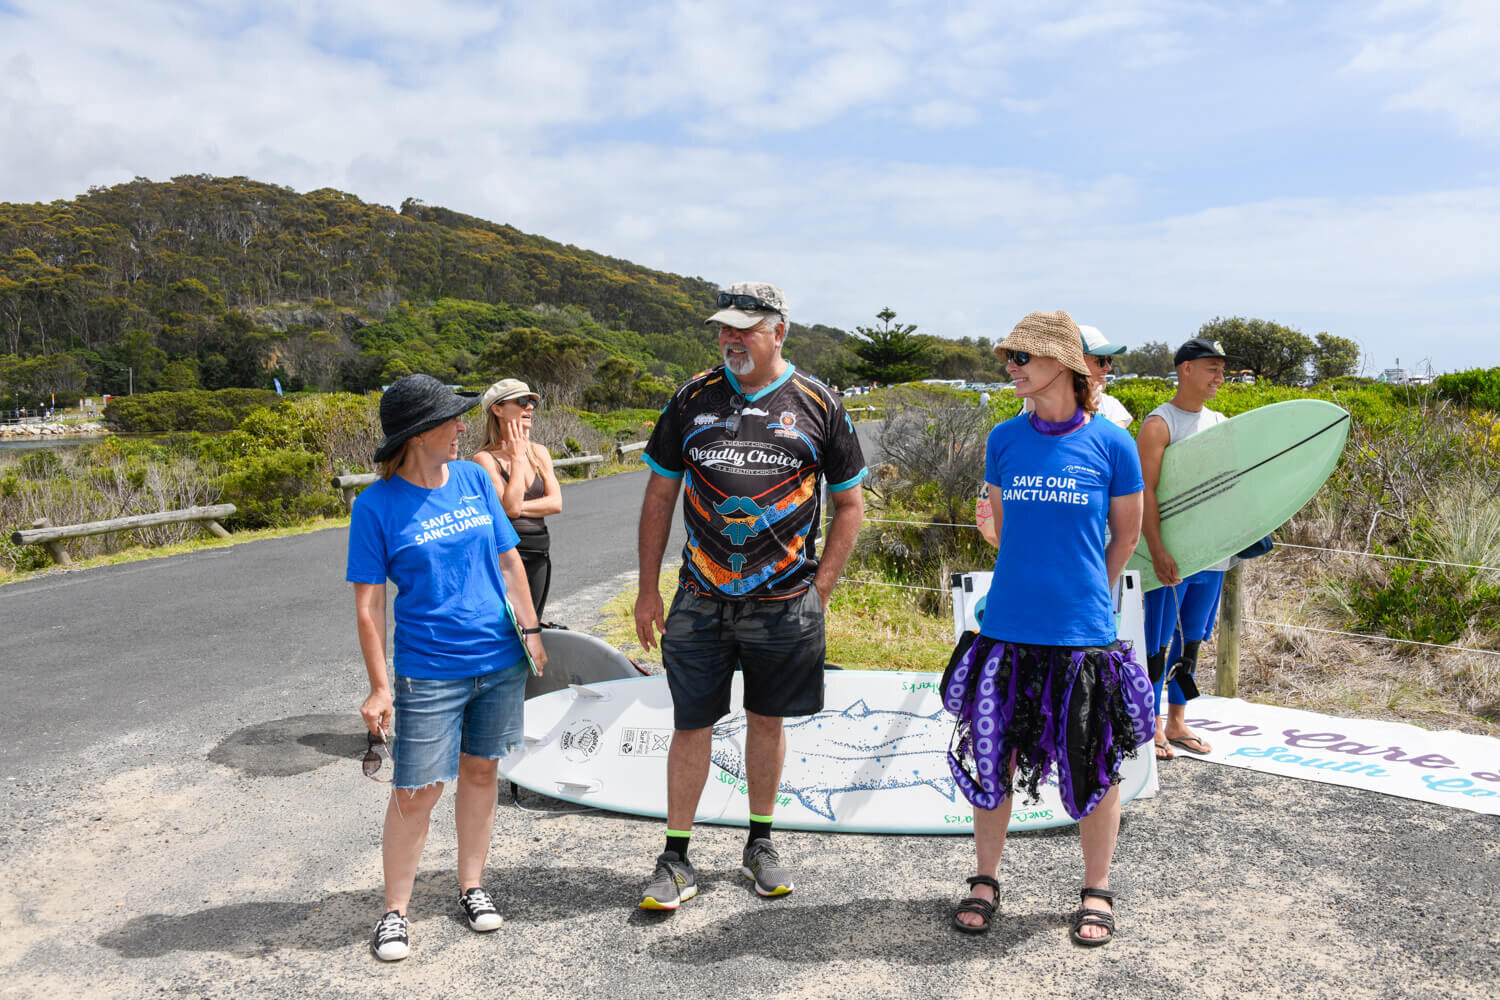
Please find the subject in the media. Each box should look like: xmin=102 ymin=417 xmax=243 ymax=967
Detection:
xmin=500 ymin=667 xmax=1154 ymax=835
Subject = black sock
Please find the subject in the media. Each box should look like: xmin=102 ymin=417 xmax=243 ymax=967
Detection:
xmin=748 ymin=815 xmax=773 ymax=844
xmin=665 ymin=833 xmax=690 ymax=859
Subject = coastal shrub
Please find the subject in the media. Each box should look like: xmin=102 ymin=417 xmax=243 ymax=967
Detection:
xmin=1108 ymin=381 xmax=1172 ymax=426
xmin=569 ymin=406 xmax=660 ymax=443
xmin=1434 ymin=367 xmax=1500 ymax=413
xmin=851 ymin=389 xmax=997 ymax=613
xmin=105 ymin=388 xmax=280 ymax=433
xmin=1297 ymin=390 xmax=1494 ymax=553
xmin=0 ymin=530 xmax=51 ymax=572
xmin=218 ymin=449 xmax=341 ymax=529
xmin=18 ymin=449 xmax=64 ymax=480
xmin=295 ymin=392 xmax=382 ymax=473
xmin=1343 ymin=564 xmax=1500 ymax=647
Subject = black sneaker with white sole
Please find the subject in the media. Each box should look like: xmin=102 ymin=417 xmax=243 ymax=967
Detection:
xmin=371 ymin=909 xmax=410 ymax=961
xmin=458 ymin=887 xmax=503 ymax=931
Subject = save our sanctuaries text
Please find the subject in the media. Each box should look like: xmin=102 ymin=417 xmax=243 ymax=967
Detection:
xmin=413 ymin=505 xmax=492 ymax=545
xmin=1002 ymin=474 xmax=1090 ymax=505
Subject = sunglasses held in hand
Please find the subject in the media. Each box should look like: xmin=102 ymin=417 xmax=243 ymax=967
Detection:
xmin=362 ymin=727 xmax=392 ymax=782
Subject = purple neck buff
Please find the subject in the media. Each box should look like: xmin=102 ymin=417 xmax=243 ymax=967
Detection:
xmin=1028 ymin=406 xmax=1087 ymax=436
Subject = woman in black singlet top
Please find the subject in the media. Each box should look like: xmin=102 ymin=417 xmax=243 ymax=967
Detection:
xmin=474 ymin=379 xmax=562 ymax=615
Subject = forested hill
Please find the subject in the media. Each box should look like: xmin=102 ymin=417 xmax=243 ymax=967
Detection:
xmin=0 ymin=175 xmax=864 ymax=408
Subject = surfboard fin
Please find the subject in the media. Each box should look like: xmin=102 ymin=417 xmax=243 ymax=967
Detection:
xmin=569 ymin=684 xmax=609 ymax=701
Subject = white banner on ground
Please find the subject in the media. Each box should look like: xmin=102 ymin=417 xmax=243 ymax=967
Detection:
xmin=1181 ymin=696 xmax=1500 ymax=815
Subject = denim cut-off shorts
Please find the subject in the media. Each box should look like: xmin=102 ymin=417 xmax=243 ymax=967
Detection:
xmin=392 ymin=662 xmax=526 ymax=789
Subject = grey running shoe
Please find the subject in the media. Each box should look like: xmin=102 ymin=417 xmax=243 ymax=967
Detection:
xmin=639 ymin=850 xmax=698 ymax=910
xmin=741 ymin=838 xmax=794 ymax=897
xmin=458 ymin=887 xmax=503 ymax=932
xmin=370 ymin=909 xmax=410 ymax=961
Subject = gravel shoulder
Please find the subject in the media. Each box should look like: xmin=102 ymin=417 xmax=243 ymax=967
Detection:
xmin=3 ymin=656 xmax=1497 ymax=1000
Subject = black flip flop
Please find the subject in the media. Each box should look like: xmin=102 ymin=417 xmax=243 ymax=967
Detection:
xmin=953 ymin=875 xmax=1000 ymax=934
xmin=1168 ymin=734 xmax=1212 ymax=755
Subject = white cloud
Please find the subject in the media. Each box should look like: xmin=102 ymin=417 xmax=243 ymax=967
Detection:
xmin=910 ymin=98 xmax=980 ymax=128
xmin=1346 ymin=0 xmax=1500 ymax=135
xmin=0 ymin=0 xmax=1497 ymax=371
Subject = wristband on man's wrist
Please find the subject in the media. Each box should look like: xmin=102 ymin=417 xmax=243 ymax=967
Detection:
xmin=521 ymin=626 xmax=542 ymax=635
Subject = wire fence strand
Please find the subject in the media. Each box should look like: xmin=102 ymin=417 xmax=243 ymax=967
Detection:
xmin=834 ymin=515 xmax=1500 ymax=657
xmin=862 ymin=516 xmax=980 ymax=530
xmin=1273 ymin=542 xmax=1500 ymax=574
xmin=1242 ymin=617 xmax=1500 ymax=658
xmin=842 ymin=576 xmax=947 ymax=594
xmin=852 ymin=514 xmax=1500 ymax=573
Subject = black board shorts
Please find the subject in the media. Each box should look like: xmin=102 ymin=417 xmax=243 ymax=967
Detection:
xmin=660 ymin=588 xmax=826 ymax=730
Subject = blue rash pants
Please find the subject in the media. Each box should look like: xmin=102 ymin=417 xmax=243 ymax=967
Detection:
xmin=1143 ymin=569 xmax=1225 ymax=711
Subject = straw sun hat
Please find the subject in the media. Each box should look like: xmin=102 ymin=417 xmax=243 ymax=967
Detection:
xmin=994 ymin=310 xmax=1091 ymax=377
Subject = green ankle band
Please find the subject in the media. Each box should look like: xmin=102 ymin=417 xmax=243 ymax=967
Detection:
xmin=665 ymin=828 xmax=693 ymax=838
xmin=748 ymin=813 xmax=774 ymax=823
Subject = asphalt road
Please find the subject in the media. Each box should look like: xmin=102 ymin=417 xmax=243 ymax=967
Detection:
xmin=0 ymin=467 xmax=688 ymax=768
xmin=3 ymin=431 xmax=1498 ymax=999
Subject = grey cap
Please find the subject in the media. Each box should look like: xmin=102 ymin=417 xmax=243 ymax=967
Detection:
xmin=706 ymin=281 xmax=788 ymax=330
xmin=372 ymin=374 xmax=479 ymax=463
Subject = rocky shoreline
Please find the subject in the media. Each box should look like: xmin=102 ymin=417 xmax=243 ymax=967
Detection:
xmin=0 ymin=421 xmax=110 ymax=440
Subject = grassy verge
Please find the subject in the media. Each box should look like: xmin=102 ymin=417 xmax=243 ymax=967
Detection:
xmin=0 ymin=514 xmax=353 ymax=587
xmin=1209 ymin=551 xmax=1500 ymax=737
xmin=0 ymin=458 xmax=650 ymax=588
xmin=594 ymin=563 xmax=1499 ymax=738
xmin=596 ymin=569 xmax=955 ymax=672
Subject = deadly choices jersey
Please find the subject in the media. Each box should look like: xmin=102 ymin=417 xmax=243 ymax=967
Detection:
xmin=644 ymin=364 xmax=866 ymax=601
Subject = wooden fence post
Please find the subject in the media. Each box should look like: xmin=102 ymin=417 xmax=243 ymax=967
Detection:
xmin=14 ymin=505 xmax=238 ymax=565
xmin=1216 ymin=562 xmax=1242 ymax=696
xmin=32 ymin=518 xmax=71 ymax=567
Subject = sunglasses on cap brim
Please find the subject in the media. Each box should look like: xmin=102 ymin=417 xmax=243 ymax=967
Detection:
xmin=717 ymin=292 xmax=783 ymax=314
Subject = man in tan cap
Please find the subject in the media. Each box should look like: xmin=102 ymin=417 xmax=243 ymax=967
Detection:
xmin=632 ymin=281 xmax=867 ymax=909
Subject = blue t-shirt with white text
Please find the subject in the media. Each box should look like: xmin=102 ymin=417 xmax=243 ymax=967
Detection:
xmin=980 ymin=415 xmax=1144 ymax=647
xmin=345 ymin=460 xmax=524 ymax=679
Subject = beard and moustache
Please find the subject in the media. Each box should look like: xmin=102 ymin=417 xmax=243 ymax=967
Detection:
xmin=722 ymin=345 xmax=756 ymax=377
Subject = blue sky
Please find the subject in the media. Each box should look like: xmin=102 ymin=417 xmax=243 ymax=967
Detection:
xmin=2 ymin=0 xmax=1496 ymax=373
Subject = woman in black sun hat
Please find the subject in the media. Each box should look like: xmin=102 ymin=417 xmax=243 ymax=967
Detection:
xmin=346 ymin=374 xmax=546 ymax=961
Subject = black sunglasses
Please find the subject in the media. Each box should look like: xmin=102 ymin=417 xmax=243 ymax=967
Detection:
xmin=717 ymin=292 xmax=783 ymax=314
xmin=1004 ymin=350 xmax=1033 ymax=366
xmin=726 ymin=393 xmax=747 ymax=437
xmin=362 ymin=727 xmax=392 ymax=781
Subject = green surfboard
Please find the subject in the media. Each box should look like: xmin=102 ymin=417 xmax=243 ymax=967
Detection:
xmin=1129 ymin=398 xmax=1350 ymax=591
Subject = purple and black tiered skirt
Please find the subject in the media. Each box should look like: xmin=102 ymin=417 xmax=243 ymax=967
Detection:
xmin=943 ymin=635 xmax=1155 ymax=820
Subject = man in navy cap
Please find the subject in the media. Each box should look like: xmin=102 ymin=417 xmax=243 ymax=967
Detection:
xmin=1137 ymin=337 xmax=1230 ymax=760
